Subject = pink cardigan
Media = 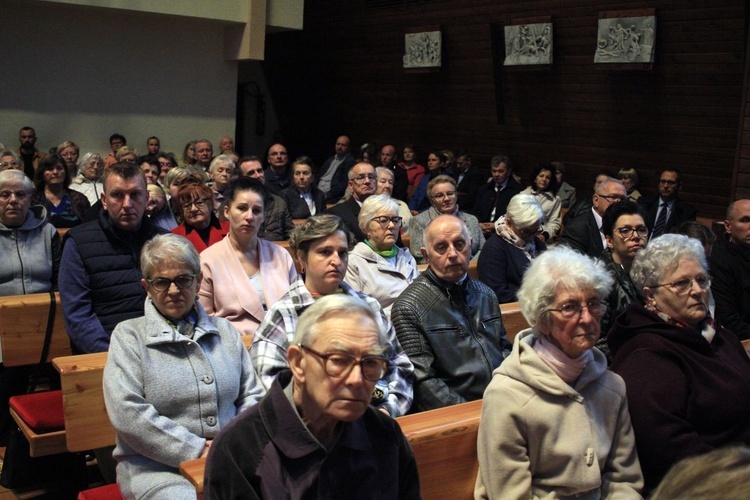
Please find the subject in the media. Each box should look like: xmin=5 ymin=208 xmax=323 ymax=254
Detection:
xmin=198 ymin=237 xmax=297 ymax=337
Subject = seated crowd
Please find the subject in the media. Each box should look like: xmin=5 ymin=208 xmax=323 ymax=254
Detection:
xmin=2 ymin=126 xmax=750 ymax=498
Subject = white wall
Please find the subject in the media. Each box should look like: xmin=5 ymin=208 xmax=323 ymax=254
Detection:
xmin=0 ymin=1 xmax=238 ymax=158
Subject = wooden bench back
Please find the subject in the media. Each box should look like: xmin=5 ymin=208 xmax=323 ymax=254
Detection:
xmin=500 ymin=301 xmax=529 ymax=345
xmin=180 ymin=399 xmax=483 ymax=498
xmin=0 ymin=292 xmax=72 ymax=367
xmin=52 ymin=336 xmax=255 ymax=453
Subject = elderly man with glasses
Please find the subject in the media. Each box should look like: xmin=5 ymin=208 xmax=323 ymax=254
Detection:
xmin=328 ymin=162 xmax=378 ymax=242
xmin=560 ymin=177 xmax=628 ymax=258
xmin=205 ymin=294 xmax=421 ymax=499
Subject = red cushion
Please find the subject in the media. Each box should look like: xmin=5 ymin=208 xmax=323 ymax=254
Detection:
xmin=9 ymin=390 xmax=64 ymax=433
xmin=77 ymin=484 xmax=123 ymax=500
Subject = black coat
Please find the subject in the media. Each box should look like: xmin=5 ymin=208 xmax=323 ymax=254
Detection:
xmin=637 ymin=195 xmax=697 ymax=235
xmin=281 ymin=186 xmax=326 ymax=219
xmin=471 ymin=177 xmax=523 ymax=223
xmin=328 ymin=197 xmax=366 ymax=242
xmin=559 ymin=209 xmax=604 ymax=258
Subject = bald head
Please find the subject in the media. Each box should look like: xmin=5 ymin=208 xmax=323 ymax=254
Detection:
xmin=726 ymin=199 xmax=750 ymax=247
xmin=422 ymin=214 xmax=472 ymax=282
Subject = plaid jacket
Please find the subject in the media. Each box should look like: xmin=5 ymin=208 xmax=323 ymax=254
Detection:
xmin=250 ymin=276 xmax=414 ymax=416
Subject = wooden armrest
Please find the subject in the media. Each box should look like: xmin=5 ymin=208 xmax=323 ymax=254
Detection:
xmin=53 ymin=352 xmax=115 ymax=452
xmin=180 ymin=457 xmax=207 ymax=496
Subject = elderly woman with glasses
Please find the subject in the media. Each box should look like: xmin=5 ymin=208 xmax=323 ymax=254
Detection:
xmin=345 ymin=194 xmax=418 ymax=318
xmin=408 ymin=174 xmax=484 ymax=264
xmin=478 ymin=193 xmax=546 ymax=304
xmin=475 ymin=246 xmax=644 ymax=499
xmin=0 ymin=151 xmax=22 ymax=172
xmin=251 ymin=214 xmax=415 ymax=417
xmin=171 ymin=182 xmax=229 ymax=252
xmin=103 ymin=233 xmax=264 ymax=500
xmin=69 ymin=152 xmax=105 ymax=205
xmin=608 ymin=234 xmax=750 ymax=493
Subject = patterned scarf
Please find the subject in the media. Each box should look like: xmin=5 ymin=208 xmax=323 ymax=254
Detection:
xmin=644 ymin=303 xmax=716 ymax=343
xmin=495 ymin=215 xmax=539 ymax=260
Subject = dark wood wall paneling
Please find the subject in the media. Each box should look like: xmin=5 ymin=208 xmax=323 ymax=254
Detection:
xmin=263 ymin=0 xmax=748 ymax=218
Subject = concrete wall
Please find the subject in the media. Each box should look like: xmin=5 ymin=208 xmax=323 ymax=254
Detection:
xmin=0 ymin=1 xmax=239 ymax=158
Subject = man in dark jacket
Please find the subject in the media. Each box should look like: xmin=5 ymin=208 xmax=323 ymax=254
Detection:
xmin=205 ymin=295 xmax=420 ymax=499
xmin=328 ymin=162 xmax=376 ymax=242
xmin=315 ymin=135 xmax=356 ymax=204
xmin=471 ymin=155 xmax=522 ymax=235
xmin=637 ymin=167 xmax=697 ymax=239
xmin=392 ymin=214 xmax=510 ymax=412
xmin=710 ymin=199 xmax=750 ymax=340
xmin=59 ymin=162 xmax=167 ymax=354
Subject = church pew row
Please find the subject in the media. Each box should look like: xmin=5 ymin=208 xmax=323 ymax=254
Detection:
xmin=0 ymin=292 xmax=72 ymax=457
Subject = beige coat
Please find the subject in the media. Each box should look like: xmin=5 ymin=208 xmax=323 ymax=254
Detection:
xmin=475 ymin=329 xmax=643 ymax=499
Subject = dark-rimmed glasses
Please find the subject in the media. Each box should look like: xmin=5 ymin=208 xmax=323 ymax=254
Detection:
xmin=614 ymin=226 xmax=649 ymax=239
xmin=146 ymin=274 xmax=197 ymax=292
xmin=371 ymin=216 xmax=402 ymax=227
xmin=650 ymin=276 xmax=710 ymax=295
xmin=182 ymin=199 xmax=209 ymax=211
xmin=545 ymin=300 xmax=603 ymax=319
xmin=298 ymin=344 xmax=389 ymax=381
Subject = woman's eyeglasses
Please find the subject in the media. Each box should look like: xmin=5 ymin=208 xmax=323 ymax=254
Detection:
xmin=147 ymin=274 xmax=197 ymax=292
xmin=651 ymin=276 xmax=710 ymax=295
xmin=371 ymin=216 xmax=403 ymax=227
xmin=614 ymin=226 xmax=648 ymax=239
xmin=545 ymin=300 xmax=603 ymax=319
xmin=182 ymin=199 xmax=209 ymax=211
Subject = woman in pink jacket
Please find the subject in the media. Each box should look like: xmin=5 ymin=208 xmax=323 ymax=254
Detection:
xmin=199 ymin=177 xmax=297 ymax=337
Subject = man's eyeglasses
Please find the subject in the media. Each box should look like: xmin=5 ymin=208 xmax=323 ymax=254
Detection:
xmin=650 ymin=276 xmax=710 ymax=295
xmin=0 ymin=190 xmax=29 ymax=201
xmin=0 ymin=161 xmax=20 ymax=169
xmin=432 ymin=190 xmax=456 ymax=201
xmin=298 ymin=344 xmax=389 ymax=381
xmin=371 ymin=216 xmax=402 ymax=227
xmin=597 ymin=194 xmax=626 ymax=203
xmin=353 ymin=174 xmax=376 ymax=183
xmin=545 ymin=300 xmax=603 ymax=319
xmin=182 ymin=199 xmax=209 ymax=211
xmin=615 ymin=226 xmax=648 ymax=239
xmin=146 ymin=274 xmax=197 ymax=292
xmin=659 ymin=179 xmax=678 ymax=186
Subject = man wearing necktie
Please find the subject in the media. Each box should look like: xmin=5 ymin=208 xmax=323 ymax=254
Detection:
xmin=637 ymin=168 xmax=697 ymax=240
xmin=471 ymin=155 xmax=523 ymax=236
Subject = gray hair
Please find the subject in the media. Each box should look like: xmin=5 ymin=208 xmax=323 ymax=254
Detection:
xmin=630 ymin=234 xmax=706 ymax=290
xmin=506 ymin=193 xmax=544 ymax=229
xmin=358 ymin=193 xmax=400 ymax=233
xmin=491 ymin=154 xmax=511 ymax=169
xmin=140 ymin=234 xmax=200 ymax=278
xmin=348 ymin=162 xmax=374 ymax=181
xmin=78 ymin=152 xmax=103 ymax=176
xmin=427 ymin=174 xmax=457 ymax=197
xmin=0 ymin=150 xmax=21 ymax=164
xmin=0 ymin=169 xmax=34 ymax=193
xmin=595 ymin=178 xmax=624 ymax=196
xmin=164 ymin=166 xmax=193 ymax=187
xmin=375 ymin=166 xmax=394 ymax=181
xmin=517 ymin=246 xmax=614 ymax=327
xmin=293 ymin=294 xmax=387 ymax=354
xmin=209 ymin=154 xmax=235 ymax=174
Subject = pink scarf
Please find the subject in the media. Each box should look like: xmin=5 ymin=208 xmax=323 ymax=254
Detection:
xmin=533 ymin=335 xmax=592 ymax=383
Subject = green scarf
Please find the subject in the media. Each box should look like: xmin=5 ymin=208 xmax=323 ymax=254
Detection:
xmin=365 ymin=239 xmax=397 ymax=258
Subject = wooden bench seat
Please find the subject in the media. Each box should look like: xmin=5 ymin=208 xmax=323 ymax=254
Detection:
xmin=181 ymin=399 xmax=484 ymax=499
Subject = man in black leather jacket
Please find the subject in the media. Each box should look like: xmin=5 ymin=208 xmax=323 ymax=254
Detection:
xmin=391 ymin=214 xmax=510 ymax=412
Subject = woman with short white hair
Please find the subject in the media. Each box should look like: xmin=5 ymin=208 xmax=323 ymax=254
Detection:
xmin=478 ymin=193 xmax=546 ymax=303
xmin=208 ymin=154 xmax=235 ymax=217
xmin=375 ymin=167 xmax=412 ymax=232
xmin=345 ymin=194 xmax=419 ymax=318
xmin=476 ymin=246 xmax=643 ymax=499
xmin=69 ymin=153 xmax=104 ymax=205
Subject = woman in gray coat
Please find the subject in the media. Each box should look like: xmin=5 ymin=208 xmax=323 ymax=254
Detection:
xmin=103 ymin=234 xmax=264 ymax=499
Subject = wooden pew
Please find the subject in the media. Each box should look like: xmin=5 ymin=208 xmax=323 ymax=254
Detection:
xmin=52 ymin=336 xmax=255 ymax=453
xmin=500 ymin=301 xmax=528 ymax=345
xmin=0 ymin=292 xmax=73 ymax=457
xmin=181 ymin=399 xmax=484 ymax=499
xmin=0 ymin=292 xmax=73 ymax=367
